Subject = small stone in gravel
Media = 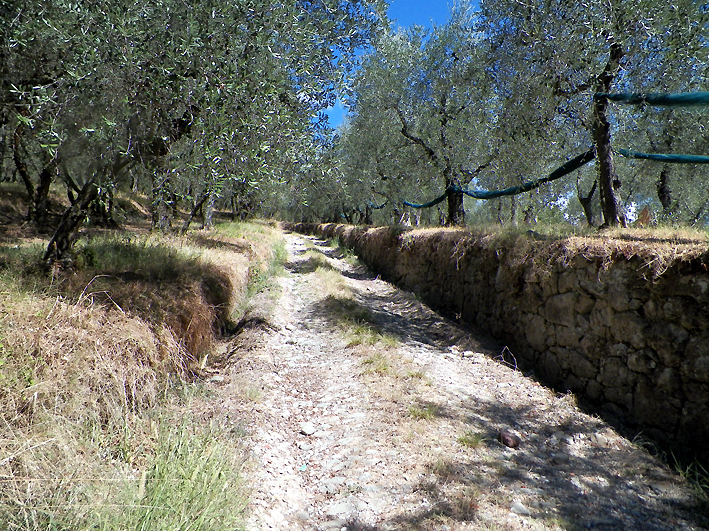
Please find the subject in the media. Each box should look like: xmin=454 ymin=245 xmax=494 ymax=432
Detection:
xmin=297 ymin=441 xmax=312 ymax=450
xmin=322 ymin=477 xmax=347 ymax=486
xmin=292 ymin=510 xmax=310 ymax=521
xmin=551 ymin=452 xmax=570 ymax=464
xmin=589 ymin=432 xmax=609 ymax=447
xmin=326 ymin=501 xmax=356 ymax=516
xmin=300 ymin=422 xmax=317 ymax=436
xmin=510 ymin=501 xmax=531 ymax=516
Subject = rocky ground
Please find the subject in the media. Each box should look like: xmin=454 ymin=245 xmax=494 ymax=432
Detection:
xmin=209 ymin=231 xmax=709 ymax=531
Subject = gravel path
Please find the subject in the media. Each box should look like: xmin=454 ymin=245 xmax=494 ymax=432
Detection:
xmin=217 ymin=232 xmax=708 ymax=531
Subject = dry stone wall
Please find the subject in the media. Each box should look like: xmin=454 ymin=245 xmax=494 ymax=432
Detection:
xmin=285 ymin=222 xmax=709 ymax=464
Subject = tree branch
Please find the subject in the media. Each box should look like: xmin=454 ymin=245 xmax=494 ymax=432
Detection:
xmin=392 ymin=105 xmax=439 ymax=166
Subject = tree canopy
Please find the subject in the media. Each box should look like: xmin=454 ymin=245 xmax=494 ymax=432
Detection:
xmin=2 ymin=0 xmax=709 ymax=255
xmin=330 ymin=0 xmax=709 ymax=227
xmin=1 ymin=0 xmax=385 ymax=258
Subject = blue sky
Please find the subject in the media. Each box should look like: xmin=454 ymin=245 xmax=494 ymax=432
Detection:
xmin=325 ymin=0 xmax=455 ymax=127
xmin=388 ymin=0 xmax=453 ymax=31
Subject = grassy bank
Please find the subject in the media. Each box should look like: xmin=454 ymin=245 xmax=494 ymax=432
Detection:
xmin=0 ymin=221 xmax=285 ymax=530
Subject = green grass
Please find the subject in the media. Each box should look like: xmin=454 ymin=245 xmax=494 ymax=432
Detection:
xmin=674 ymin=455 xmax=709 ymax=502
xmin=218 ymin=221 xmax=288 ymax=323
xmin=408 ymin=402 xmax=439 ymax=420
xmin=457 ymin=430 xmax=486 ymax=449
xmin=74 ymin=234 xmax=202 ymax=280
xmin=2 ymin=421 xmax=248 ymax=531
xmin=103 ymin=422 xmax=247 ymax=531
xmin=362 ymin=352 xmax=392 ymax=374
xmin=327 ymin=238 xmax=359 ymax=265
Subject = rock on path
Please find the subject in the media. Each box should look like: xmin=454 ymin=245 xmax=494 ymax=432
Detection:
xmin=218 ymin=233 xmax=708 ymax=531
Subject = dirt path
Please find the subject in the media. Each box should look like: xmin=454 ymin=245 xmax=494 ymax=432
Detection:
xmin=216 ymin=232 xmax=708 ymax=531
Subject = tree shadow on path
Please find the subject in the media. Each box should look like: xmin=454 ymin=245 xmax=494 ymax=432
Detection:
xmin=295 ymin=236 xmax=709 ymax=531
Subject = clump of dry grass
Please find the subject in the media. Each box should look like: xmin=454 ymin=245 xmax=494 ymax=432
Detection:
xmin=415 ymin=223 xmax=709 ymax=282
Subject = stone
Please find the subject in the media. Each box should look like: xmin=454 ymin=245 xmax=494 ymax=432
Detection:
xmin=599 ymin=357 xmax=635 ymax=388
xmin=683 ymin=356 xmax=709 ymax=383
xmin=589 ymin=432 xmax=609 ymax=448
xmin=545 ymin=292 xmax=577 ymax=327
xmin=575 ymin=293 xmax=596 ymax=315
xmin=580 ymin=278 xmax=605 ymax=297
xmin=558 ymin=271 xmax=577 ymax=294
xmin=633 ymin=376 xmax=680 ymax=431
xmin=322 ymin=519 xmax=348 ymax=530
xmin=551 ymin=431 xmax=574 ymax=445
xmin=606 ymin=281 xmax=631 ymax=312
xmin=498 ymin=429 xmax=522 ymax=449
xmin=576 ymin=313 xmax=591 ymax=331
xmin=627 ymin=351 xmax=656 ymax=374
xmin=538 ymin=351 xmax=563 ymax=386
xmin=647 ymin=324 xmax=687 ymax=367
xmin=525 ymin=314 xmax=549 ymax=352
xmin=551 ymin=452 xmax=570 ymax=464
xmin=608 ymin=342 xmax=628 ymax=358
xmin=568 ymin=351 xmax=598 ymax=380
xmin=556 ymin=325 xmax=582 ymax=348
xmin=685 ymin=336 xmax=709 ymax=361
xmin=603 ymin=386 xmax=633 ymax=410
xmin=518 ymin=284 xmax=544 ymax=313
xmin=643 ymin=299 xmax=659 ymax=320
xmin=655 ymin=367 xmax=681 ymax=393
xmin=586 ymin=380 xmax=604 ymax=402
xmin=591 ymin=299 xmax=613 ymax=333
xmin=510 ymin=501 xmax=531 ymax=516
xmin=300 ymin=422 xmax=317 ymax=436
xmin=326 ymin=501 xmax=356 ymax=517
xmin=610 ymin=312 xmax=647 ymax=349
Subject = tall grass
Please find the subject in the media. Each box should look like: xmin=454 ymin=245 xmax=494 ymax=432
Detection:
xmin=95 ymin=422 xmax=247 ymax=531
xmin=216 ymin=221 xmax=287 ymax=323
xmin=2 ymin=421 xmax=248 ymax=531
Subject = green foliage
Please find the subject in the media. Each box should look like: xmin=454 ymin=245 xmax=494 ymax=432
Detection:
xmin=332 ymin=0 xmax=709 ymax=228
xmin=408 ymin=402 xmax=439 ymax=420
xmin=75 ymin=235 xmax=201 ymax=282
xmin=457 ymin=430 xmax=486 ymax=449
xmin=2 ymin=0 xmax=386 ymax=248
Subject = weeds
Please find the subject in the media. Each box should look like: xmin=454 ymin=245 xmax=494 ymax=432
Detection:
xmin=362 ymin=353 xmax=392 ymax=375
xmin=327 ymin=238 xmax=359 ymax=265
xmin=457 ymin=430 xmax=486 ymax=449
xmin=408 ymin=402 xmax=439 ymax=420
xmin=107 ymin=422 xmax=247 ymax=531
xmin=674 ymin=456 xmax=709 ymax=501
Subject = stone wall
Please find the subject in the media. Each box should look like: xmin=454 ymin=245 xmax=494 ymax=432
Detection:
xmin=285 ymin=222 xmax=709 ymax=464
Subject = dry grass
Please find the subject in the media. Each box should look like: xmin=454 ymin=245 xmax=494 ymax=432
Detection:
xmin=398 ymin=223 xmax=709 ymax=281
xmin=0 ymin=218 xmax=282 ymax=530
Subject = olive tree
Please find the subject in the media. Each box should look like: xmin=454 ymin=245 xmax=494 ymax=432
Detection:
xmin=345 ymin=3 xmax=494 ymax=226
xmin=480 ymin=0 xmax=709 ymax=227
xmin=2 ymin=0 xmax=385 ymax=260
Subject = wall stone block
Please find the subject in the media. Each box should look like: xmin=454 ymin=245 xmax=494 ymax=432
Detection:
xmin=545 ymin=292 xmax=577 ymax=327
